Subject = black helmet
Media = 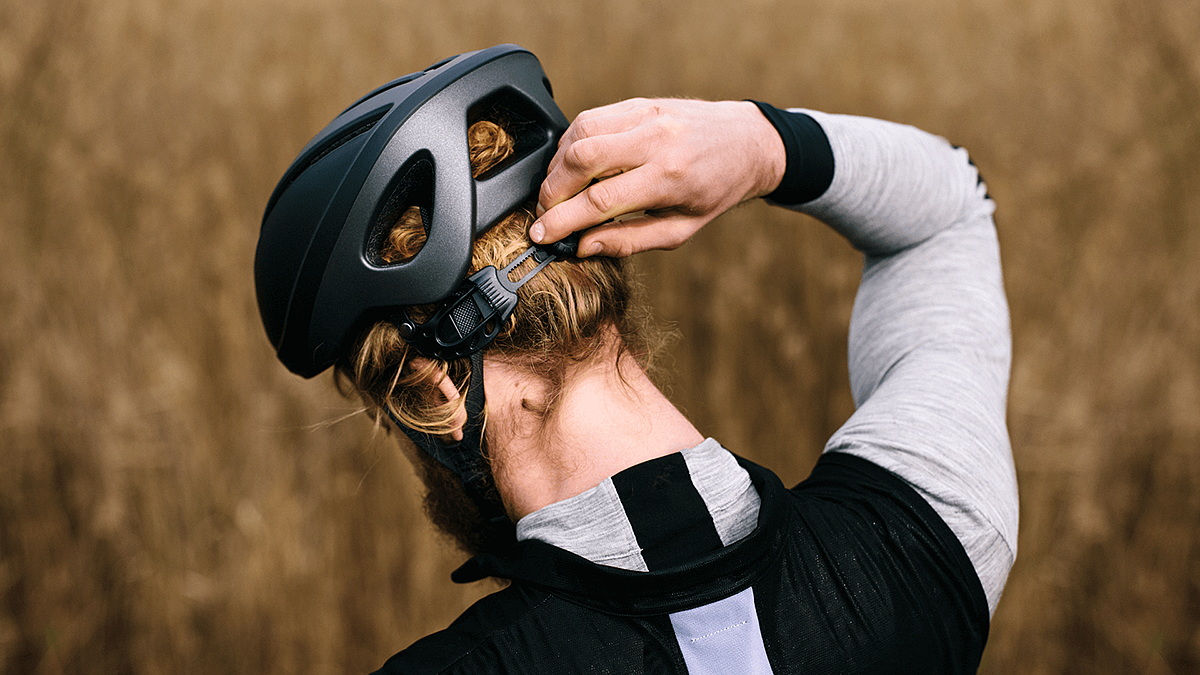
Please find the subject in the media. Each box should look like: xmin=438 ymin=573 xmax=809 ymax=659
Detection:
xmin=256 ymin=45 xmax=571 ymax=544
xmin=256 ymin=44 xmax=568 ymax=378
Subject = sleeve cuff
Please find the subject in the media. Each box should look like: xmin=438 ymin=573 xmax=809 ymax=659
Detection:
xmin=749 ymin=101 xmax=834 ymax=205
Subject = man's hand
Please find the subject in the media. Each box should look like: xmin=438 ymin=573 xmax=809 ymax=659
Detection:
xmin=530 ymin=99 xmax=785 ymax=258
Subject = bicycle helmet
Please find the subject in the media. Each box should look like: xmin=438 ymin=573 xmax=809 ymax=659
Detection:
xmin=256 ymin=43 xmax=569 ymax=378
xmin=255 ymin=44 xmax=572 ymax=541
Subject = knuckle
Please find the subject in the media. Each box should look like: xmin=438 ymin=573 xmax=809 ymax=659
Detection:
xmin=669 ymin=219 xmax=701 ymax=244
xmin=658 ymin=155 xmax=688 ymax=182
xmin=659 ymin=116 xmax=686 ymax=141
xmin=564 ymin=138 xmax=598 ymax=171
xmin=574 ymin=116 xmax=603 ymax=139
xmin=594 ymin=238 xmax=633 ymax=258
xmin=539 ymin=170 xmax=565 ymax=202
xmin=584 ymin=181 xmax=617 ymax=215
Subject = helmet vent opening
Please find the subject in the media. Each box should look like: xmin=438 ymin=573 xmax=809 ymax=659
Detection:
xmin=366 ymin=154 xmax=434 ymax=267
xmin=269 ymin=109 xmax=387 ymax=211
xmin=306 ymin=110 xmax=385 ymax=174
xmin=468 ymin=89 xmax=554 ymax=181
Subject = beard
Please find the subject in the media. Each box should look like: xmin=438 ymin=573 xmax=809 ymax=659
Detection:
xmin=406 ymin=439 xmax=504 ymax=559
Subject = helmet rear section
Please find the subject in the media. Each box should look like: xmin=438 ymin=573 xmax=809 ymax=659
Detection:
xmin=256 ymin=44 xmax=567 ymax=378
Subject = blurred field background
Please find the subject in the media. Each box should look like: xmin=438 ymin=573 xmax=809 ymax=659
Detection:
xmin=1 ymin=0 xmax=1198 ymax=672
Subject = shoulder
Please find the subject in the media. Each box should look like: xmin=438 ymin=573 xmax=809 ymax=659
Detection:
xmin=369 ymin=584 xmax=550 ymax=675
xmin=754 ymin=452 xmax=992 ymax=670
xmin=368 ymin=578 xmax=665 ymax=674
xmin=783 ymin=452 xmax=988 ymax=595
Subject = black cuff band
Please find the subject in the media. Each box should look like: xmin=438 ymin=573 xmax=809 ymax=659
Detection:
xmin=749 ymin=101 xmax=834 ymax=205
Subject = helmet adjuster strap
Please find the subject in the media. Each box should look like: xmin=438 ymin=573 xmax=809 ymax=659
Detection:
xmin=395 ymin=233 xmax=579 ymax=362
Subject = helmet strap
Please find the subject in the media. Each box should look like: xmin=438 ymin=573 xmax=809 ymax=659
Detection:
xmin=385 ymin=350 xmax=516 ymax=546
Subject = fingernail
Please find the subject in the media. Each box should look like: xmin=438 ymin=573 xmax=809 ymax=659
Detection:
xmin=586 ymin=242 xmax=602 ymax=256
xmin=535 ymin=202 xmax=546 ymax=217
xmin=529 ymin=221 xmax=545 ymax=243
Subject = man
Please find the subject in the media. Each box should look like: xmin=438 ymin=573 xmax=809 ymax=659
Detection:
xmin=256 ymin=45 xmax=1016 ymax=673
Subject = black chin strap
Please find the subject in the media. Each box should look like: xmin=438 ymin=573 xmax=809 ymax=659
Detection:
xmin=386 ymin=351 xmax=516 ymax=546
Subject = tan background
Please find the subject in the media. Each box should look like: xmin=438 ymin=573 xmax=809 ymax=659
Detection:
xmin=2 ymin=0 xmax=1198 ymax=672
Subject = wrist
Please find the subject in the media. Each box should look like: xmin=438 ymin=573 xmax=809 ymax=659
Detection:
xmin=747 ymin=101 xmax=835 ymax=206
xmin=739 ymin=100 xmax=787 ymax=199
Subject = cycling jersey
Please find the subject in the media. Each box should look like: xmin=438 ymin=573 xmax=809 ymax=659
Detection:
xmin=373 ymin=451 xmax=987 ymax=674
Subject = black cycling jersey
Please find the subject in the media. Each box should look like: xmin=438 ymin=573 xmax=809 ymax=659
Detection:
xmin=372 ymin=452 xmax=988 ymax=674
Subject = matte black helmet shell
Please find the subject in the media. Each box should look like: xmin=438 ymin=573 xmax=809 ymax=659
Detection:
xmin=255 ymin=44 xmax=567 ymax=377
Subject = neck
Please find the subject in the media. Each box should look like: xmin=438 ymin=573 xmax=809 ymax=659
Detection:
xmin=484 ymin=350 xmax=704 ymax=520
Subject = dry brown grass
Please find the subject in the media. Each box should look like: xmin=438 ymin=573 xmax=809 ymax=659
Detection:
xmin=2 ymin=0 xmax=1198 ymax=672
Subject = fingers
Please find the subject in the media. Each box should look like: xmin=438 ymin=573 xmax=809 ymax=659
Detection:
xmin=574 ymin=211 xmax=708 ymax=258
xmin=539 ymin=128 xmax=648 ymax=219
xmin=531 ymin=98 xmax=784 ymax=257
xmin=538 ymin=100 xmax=668 ymax=212
xmin=533 ymin=166 xmax=662 ymax=245
xmin=533 ymin=102 xmax=682 ymax=247
xmin=552 ymin=98 xmax=650 ymax=157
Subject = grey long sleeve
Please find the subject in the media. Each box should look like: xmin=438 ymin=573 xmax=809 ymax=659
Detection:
xmin=779 ymin=110 xmax=1017 ymax=616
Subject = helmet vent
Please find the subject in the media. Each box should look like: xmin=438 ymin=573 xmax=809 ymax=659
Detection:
xmin=365 ymin=154 xmax=434 ymax=266
xmin=468 ymin=90 xmax=553 ymax=180
xmin=307 ymin=112 xmax=384 ymax=170
xmin=268 ymin=110 xmax=386 ymax=214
